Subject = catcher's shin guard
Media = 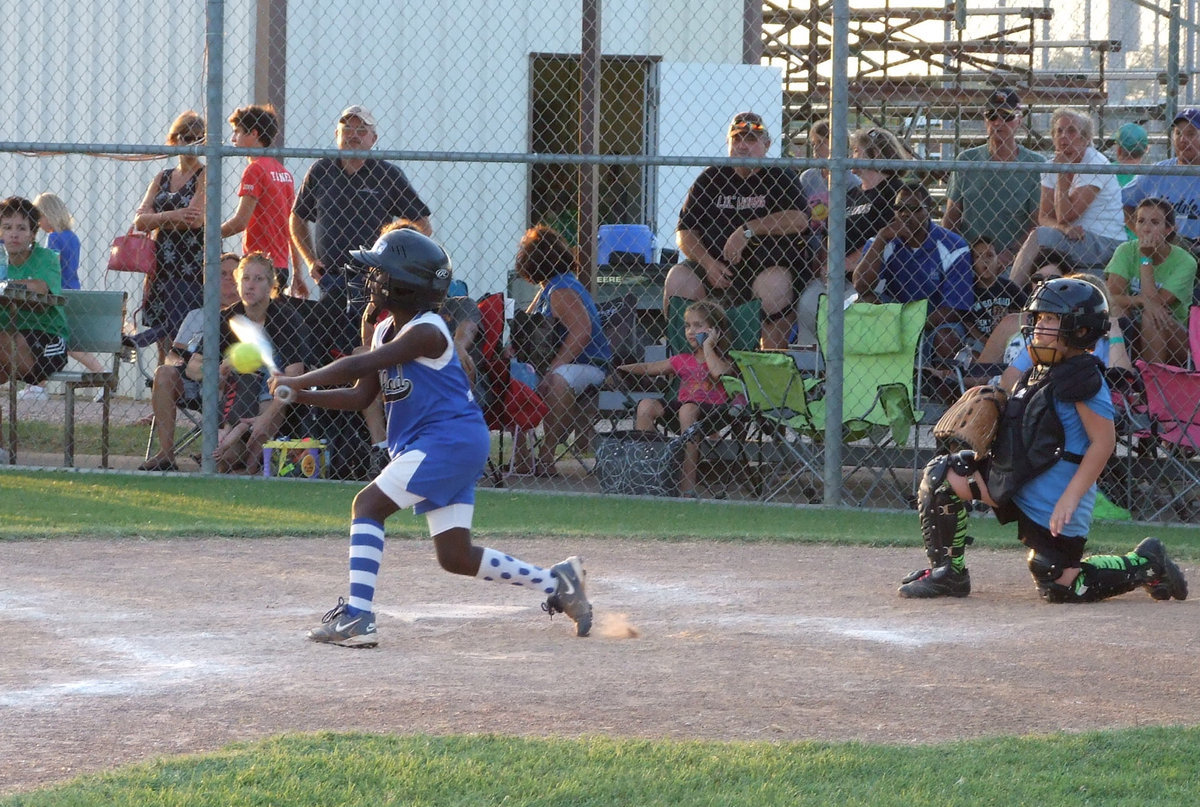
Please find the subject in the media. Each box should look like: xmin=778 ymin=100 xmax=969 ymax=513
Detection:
xmin=913 ymin=452 xmax=978 ymax=570
xmin=1031 ymin=547 xmax=1168 ymax=603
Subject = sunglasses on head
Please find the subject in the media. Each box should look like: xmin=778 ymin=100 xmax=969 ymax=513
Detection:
xmin=987 ymin=110 xmax=1019 ymax=122
xmin=731 ymin=119 xmax=766 ymax=136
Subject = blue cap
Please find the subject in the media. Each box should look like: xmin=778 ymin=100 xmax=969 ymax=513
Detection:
xmin=1172 ymin=108 xmax=1200 ymax=130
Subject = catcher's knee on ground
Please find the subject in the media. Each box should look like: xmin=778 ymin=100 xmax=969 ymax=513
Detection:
xmin=915 ymin=451 xmax=980 ymax=568
xmin=1027 ymin=550 xmax=1076 ymax=603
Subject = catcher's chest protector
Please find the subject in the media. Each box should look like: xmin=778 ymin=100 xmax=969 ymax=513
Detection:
xmin=988 ymin=370 xmax=1068 ymax=509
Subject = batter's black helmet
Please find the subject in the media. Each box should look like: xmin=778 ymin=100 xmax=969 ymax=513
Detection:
xmin=1021 ymin=277 xmax=1108 ymax=351
xmin=350 ymin=229 xmax=452 ymax=311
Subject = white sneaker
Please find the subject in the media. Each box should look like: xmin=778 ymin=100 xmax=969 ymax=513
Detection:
xmin=17 ymin=385 xmax=49 ymax=402
xmin=92 ymin=388 xmax=106 ymax=403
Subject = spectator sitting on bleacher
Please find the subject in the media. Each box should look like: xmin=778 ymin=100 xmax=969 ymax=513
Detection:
xmin=1104 ymin=196 xmax=1197 ymax=366
xmin=963 ymin=236 xmax=1027 ymax=362
xmin=1010 ymin=107 xmax=1126 ymax=288
xmin=0 ymin=196 xmax=68 ymax=465
xmin=616 ymin=300 xmax=738 ymax=498
xmin=510 ymin=225 xmax=612 ymax=477
xmin=852 ymin=181 xmax=974 ymax=360
xmin=662 ymin=111 xmax=810 ymax=349
xmin=1122 ymin=109 xmax=1200 ymax=267
xmin=844 ymin=126 xmax=910 ymax=276
xmin=212 ymin=252 xmax=309 ymax=474
xmin=137 ymin=252 xmax=241 ymax=472
xmin=941 ymin=88 xmax=1045 ymax=269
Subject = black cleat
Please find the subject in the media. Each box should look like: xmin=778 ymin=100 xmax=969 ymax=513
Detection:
xmin=898 ymin=565 xmax=971 ymax=599
xmin=543 ymin=556 xmax=593 ymax=637
xmin=1134 ymin=537 xmax=1188 ymax=601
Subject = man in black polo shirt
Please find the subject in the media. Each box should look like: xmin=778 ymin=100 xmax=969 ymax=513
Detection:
xmin=290 ymin=104 xmax=432 ymax=343
xmin=662 ymin=111 xmax=809 ymax=348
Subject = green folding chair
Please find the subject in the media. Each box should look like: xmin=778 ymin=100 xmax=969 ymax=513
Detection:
xmin=818 ymin=296 xmax=926 ymax=507
xmin=722 ymin=349 xmax=825 ymax=502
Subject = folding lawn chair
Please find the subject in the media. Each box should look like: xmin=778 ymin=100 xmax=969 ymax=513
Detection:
xmin=476 ymin=293 xmax=548 ymax=485
xmin=818 ymin=296 xmax=926 ymax=508
xmin=1128 ymin=359 xmax=1200 ymax=521
xmin=722 ymin=349 xmax=826 ymax=502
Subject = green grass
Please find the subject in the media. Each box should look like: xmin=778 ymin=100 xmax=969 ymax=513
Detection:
xmin=2 ymin=468 xmax=1197 ymax=804
xmin=1 ymin=469 xmax=1197 ymax=559
xmin=5 ymin=728 xmax=1198 ymax=806
xmin=14 ymin=419 xmax=190 ymax=459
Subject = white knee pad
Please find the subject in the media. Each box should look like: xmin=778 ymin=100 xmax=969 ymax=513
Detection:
xmin=426 ymin=503 xmax=475 ymax=535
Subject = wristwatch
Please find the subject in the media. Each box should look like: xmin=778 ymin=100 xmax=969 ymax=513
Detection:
xmin=742 ymin=226 xmax=755 ymax=241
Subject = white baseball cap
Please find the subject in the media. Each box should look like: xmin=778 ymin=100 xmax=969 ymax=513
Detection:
xmin=338 ymin=105 xmax=377 ymax=128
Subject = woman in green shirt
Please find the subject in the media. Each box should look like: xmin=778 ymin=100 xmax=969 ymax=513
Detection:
xmin=1104 ymin=196 xmax=1197 ymax=366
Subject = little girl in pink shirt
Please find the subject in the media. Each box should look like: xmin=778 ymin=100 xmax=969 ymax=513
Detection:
xmin=617 ymin=300 xmax=739 ymax=497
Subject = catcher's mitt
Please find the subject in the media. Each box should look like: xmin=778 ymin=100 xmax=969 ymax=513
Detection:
xmin=933 ymin=384 xmax=1008 ymax=455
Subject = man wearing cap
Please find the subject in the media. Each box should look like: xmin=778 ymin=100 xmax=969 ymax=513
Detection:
xmin=663 ymin=111 xmax=809 ymax=349
xmin=941 ymin=88 xmax=1044 ymax=268
xmin=1114 ymin=122 xmax=1149 ymax=185
xmin=1122 ymin=109 xmax=1200 ymax=253
xmin=1113 ymin=122 xmax=1148 ymax=239
xmin=290 ymin=105 xmax=433 ymax=316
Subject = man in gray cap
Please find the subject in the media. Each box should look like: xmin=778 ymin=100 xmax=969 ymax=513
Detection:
xmin=1123 ymin=108 xmax=1200 ymax=260
xmin=290 ymin=104 xmax=433 ymax=321
xmin=941 ymin=87 xmax=1045 ymax=268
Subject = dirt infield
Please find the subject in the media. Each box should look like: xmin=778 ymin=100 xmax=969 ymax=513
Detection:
xmin=2 ymin=536 xmax=1197 ymax=795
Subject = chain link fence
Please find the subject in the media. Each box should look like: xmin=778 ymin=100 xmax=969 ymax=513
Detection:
xmin=2 ymin=0 xmax=1198 ymax=523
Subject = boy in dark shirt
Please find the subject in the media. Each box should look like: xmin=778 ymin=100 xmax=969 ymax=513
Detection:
xmin=965 ymin=236 xmax=1026 ymax=358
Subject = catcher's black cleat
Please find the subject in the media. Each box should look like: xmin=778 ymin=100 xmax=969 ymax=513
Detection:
xmin=898 ymin=565 xmax=971 ymax=599
xmin=1134 ymin=537 xmax=1188 ymax=601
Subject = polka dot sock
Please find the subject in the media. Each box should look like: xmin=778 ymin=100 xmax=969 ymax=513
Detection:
xmin=476 ymin=548 xmax=556 ymax=595
xmin=347 ymin=518 xmax=385 ymax=615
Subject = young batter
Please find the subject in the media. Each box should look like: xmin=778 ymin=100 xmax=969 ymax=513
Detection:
xmin=270 ymin=228 xmax=592 ymax=646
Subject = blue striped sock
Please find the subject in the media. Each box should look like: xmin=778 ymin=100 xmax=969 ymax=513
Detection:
xmin=347 ymin=518 xmax=385 ymax=615
xmin=476 ymin=547 xmax=557 ymax=595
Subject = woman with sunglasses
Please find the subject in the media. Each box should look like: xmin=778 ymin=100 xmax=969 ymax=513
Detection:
xmin=133 ymin=110 xmax=207 ymax=364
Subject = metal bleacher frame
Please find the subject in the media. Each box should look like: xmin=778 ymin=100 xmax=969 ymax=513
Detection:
xmin=761 ymin=0 xmax=1196 ymax=156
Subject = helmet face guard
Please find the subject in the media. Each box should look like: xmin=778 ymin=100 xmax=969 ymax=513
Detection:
xmin=1019 ymin=277 xmax=1108 ymax=364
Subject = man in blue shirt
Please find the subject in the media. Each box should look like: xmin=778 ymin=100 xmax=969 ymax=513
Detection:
xmin=1122 ymin=108 xmax=1200 ymax=247
xmin=853 ymin=181 xmax=974 ymax=357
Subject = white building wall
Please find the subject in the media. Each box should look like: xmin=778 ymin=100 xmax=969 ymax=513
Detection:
xmin=2 ymin=0 xmax=767 ymax=396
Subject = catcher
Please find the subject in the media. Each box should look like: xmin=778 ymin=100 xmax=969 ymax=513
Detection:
xmin=899 ymin=277 xmax=1188 ymax=603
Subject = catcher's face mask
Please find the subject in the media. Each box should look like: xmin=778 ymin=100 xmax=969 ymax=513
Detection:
xmin=1022 ymin=312 xmax=1067 ymax=366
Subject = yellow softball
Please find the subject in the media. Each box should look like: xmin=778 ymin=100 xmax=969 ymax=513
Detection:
xmin=226 ymin=341 xmax=264 ymax=374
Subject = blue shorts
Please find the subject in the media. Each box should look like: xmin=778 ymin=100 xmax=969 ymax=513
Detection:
xmin=374 ymin=427 xmax=489 ymax=514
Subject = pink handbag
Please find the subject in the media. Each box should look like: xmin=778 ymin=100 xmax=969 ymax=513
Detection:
xmin=107 ymin=228 xmax=157 ymax=275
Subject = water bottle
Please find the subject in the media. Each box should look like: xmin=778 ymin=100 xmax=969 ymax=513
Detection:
xmin=0 ymin=239 xmax=8 ymax=282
